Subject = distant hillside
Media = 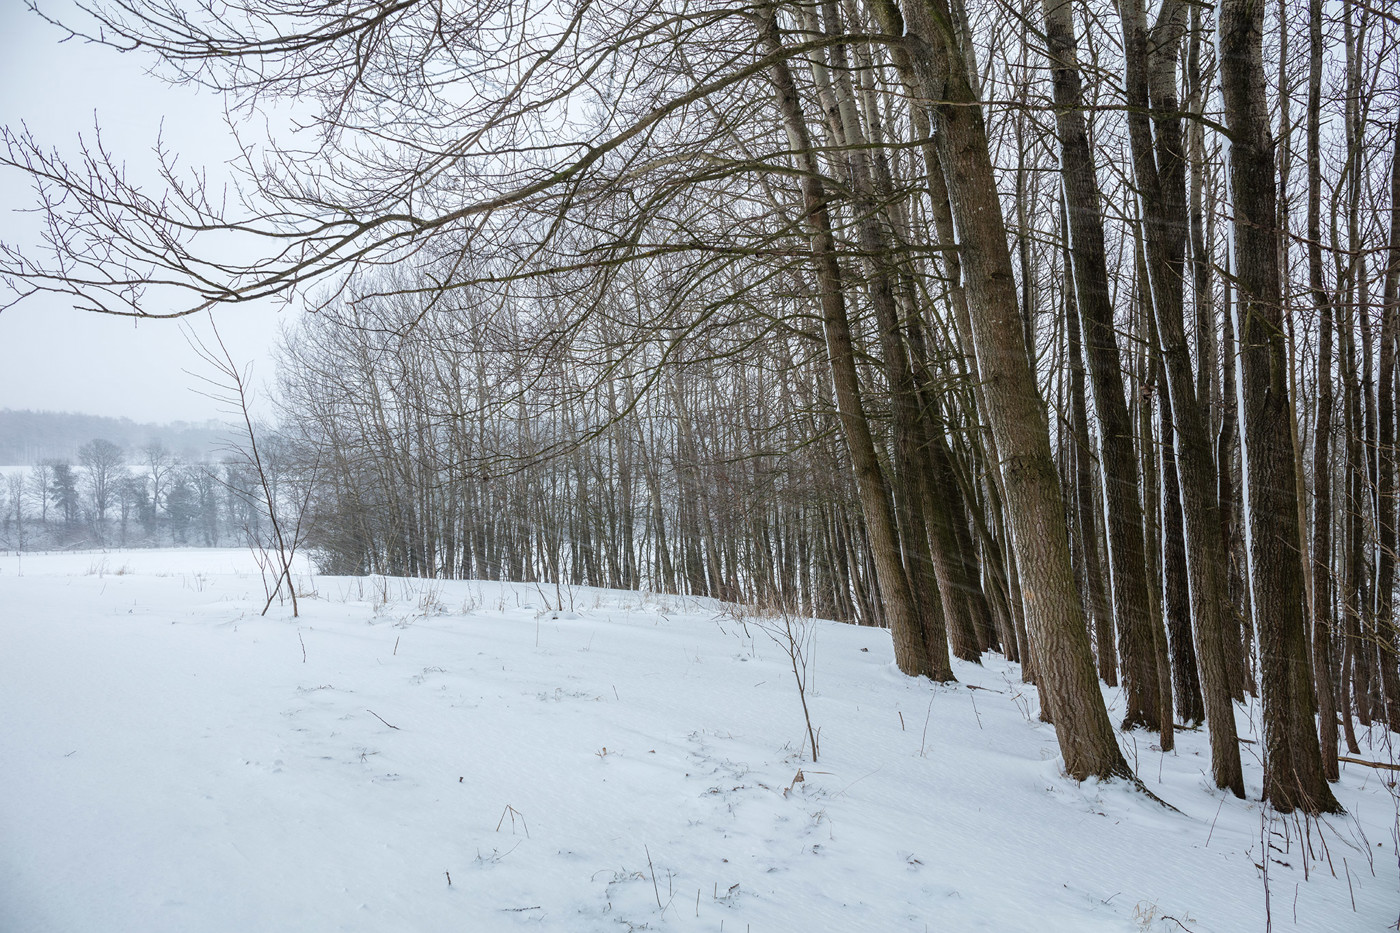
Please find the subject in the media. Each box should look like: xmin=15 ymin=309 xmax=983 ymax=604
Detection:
xmin=0 ymin=409 xmax=231 ymax=465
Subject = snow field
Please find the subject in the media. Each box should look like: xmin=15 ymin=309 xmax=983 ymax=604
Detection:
xmin=1 ymin=549 xmax=1395 ymax=932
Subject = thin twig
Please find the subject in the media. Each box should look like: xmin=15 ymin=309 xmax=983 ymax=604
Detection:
xmin=646 ymin=845 xmax=664 ymax=914
xmin=1206 ymin=794 xmax=1228 ymax=848
xmin=366 ymin=709 xmax=400 ymax=730
xmin=919 ymin=694 xmax=935 ymax=757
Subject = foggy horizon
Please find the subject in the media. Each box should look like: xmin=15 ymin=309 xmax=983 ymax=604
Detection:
xmin=0 ymin=2 xmax=291 ymax=424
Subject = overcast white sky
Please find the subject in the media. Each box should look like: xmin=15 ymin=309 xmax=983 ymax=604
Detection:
xmin=0 ymin=2 xmax=292 ymax=424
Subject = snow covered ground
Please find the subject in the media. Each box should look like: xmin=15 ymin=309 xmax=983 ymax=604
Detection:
xmin=1 ymin=548 xmax=1395 ymax=932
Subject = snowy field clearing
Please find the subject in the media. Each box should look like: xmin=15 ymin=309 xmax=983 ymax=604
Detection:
xmin=1 ymin=549 xmax=1396 ymax=932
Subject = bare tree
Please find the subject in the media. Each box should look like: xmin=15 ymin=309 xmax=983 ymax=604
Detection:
xmin=189 ymin=320 xmax=312 ymax=616
xmin=872 ymin=0 xmax=1131 ymax=781
xmin=1221 ymin=0 xmax=1340 ymax=815
xmin=77 ymin=438 xmax=125 ymax=528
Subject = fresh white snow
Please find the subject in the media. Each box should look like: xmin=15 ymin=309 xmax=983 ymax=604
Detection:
xmin=2 ymin=548 xmax=1396 ymax=932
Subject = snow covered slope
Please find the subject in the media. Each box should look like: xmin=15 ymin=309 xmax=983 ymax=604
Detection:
xmin=1 ymin=549 xmax=1395 ymax=931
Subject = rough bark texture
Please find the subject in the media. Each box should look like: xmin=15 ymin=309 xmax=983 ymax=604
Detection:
xmin=1220 ymin=0 xmax=1341 ymax=814
xmin=1064 ymin=220 xmax=1116 ymax=686
xmin=1216 ymin=258 xmax=1253 ymax=702
xmin=1306 ymin=0 xmax=1338 ymax=777
xmin=1159 ymin=388 xmax=1205 ymax=723
xmin=1341 ymin=324 xmax=1365 ymax=755
xmin=1378 ymin=124 xmax=1400 ymax=732
xmin=1040 ymin=0 xmax=1159 ymax=729
xmin=896 ymin=111 xmax=986 ymax=666
xmin=1137 ymin=301 xmax=1174 ymax=751
xmin=805 ymin=0 xmax=956 ymax=680
xmin=890 ymin=0 xmax=1130 ymax=780
xmin=757 ymin=6 xmax=934 ymax=679
xmin=881 ymin=4 xmax=1023 ymax=672
xmin=1120 ymin=0 xmax=1242 ymax=796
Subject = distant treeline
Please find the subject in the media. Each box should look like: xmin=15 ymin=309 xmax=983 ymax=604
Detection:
xmin=0 ymin=437 xmax=271 ymax=552
xmin=0 ymin=409 xmax=227 ymax=465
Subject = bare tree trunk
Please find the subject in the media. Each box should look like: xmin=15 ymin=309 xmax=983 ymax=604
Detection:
xmin=1040 ymin=0 xmax=1161 ymax=730
xmin=1217 ymin=254 xmax=1253 ymax=701
xmin=1220 ymin=0 xmax=1341 ymax=814
xmin=896 ymin=45 xmax=1016 ymax=665
xmin=909 ymin=330 xmax=986 ymax=663
xmin=1342 ymin=312 xmax=1365 ymax=755
xmin=1306 ymin=0 xmax=1339 ymax=780
xmin=806 ymin=0 xmax=955 ymax=678
xmin=875 ymin=0 xmax=1130 ymax=780
xmin=1380 ymin=123 xmax=1400 ymax=732
xmin=1137 ymin=285 xmax=1174 ymax=750
xmin=1120 ymin=0 xmax=1243 ymax=796
xmin=1063 ymin=205 xmax=1115 ymax=685
xmin=1159 ymin=381 xmax=1204 ymax=723
xmin=757 ymin=4 xmax=934 ymax=678
xmin=857 ymin=42 xmax=988 ymax=663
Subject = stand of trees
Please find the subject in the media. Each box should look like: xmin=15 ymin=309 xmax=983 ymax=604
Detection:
xmin=3 ymin=0 xmax=1398 ymax=811
xmin=0 ymin=439 xmax=271 ymax=550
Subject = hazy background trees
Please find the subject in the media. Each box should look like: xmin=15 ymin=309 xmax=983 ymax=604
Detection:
xmin=0 ymin=421 xmax=258 ymax=550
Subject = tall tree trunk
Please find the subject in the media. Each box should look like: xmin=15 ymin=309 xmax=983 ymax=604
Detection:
xmin=912 ymin=370 xmax=986 ymax=662
xmin=1341 ymin=310 xmax=1365 ymax=755
xmin=1063 ymin=204 xmax=1116 ymax=686
xmin=1120 ymin=0 xmax=1243 ymax=796
xmin=896 ymin=42 xmax=1016 ymax=665
xmin=1160 ymin=384 xmax=1204 ymax=723
xmin=1220 ymin=0 xmax=1342 ymax=814
xmin=1380 ymin=123 xmax=1400 ymax=732
xmin=1138 ymin=286 xmax=1175 ymax=751
xmin=865 ymin=54 xmax=988 ymax=662
xmin=1340 ymin=0 xmax=1378 ymax=733
xmin=1307 ymin=0 xmax=1339 ymax=781
xmin=807 ymin=0 xmax=956 ymax=678
xmin=874 ymin=0 xmax=1130 ymax=780
xmin=1040 ymin=0 xmax=1161 ymax=730
xmin=756 ymin=4 xmax=934 ymax=678
xmin=1217 ymin=254 xmax=1253 ymax=701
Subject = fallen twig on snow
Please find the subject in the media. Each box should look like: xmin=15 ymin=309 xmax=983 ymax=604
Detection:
xmin=366 ymin=709 xmax=400 ymax=730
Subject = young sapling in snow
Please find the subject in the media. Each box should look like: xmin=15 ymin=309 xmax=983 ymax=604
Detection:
xmin=187 ymin=319 xmax=315 ymax=618
xmin=747 ymin=603 xmax=820 ymax=763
